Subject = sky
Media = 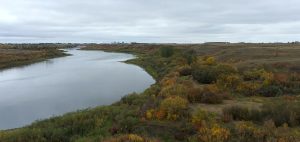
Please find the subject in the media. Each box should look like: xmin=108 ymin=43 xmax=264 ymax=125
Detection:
xmin=0 ymin=0 xmax=300 ymax=43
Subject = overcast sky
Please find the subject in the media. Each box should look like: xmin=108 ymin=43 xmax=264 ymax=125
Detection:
xmin=0 ymin=0 xmax=300 ymax=43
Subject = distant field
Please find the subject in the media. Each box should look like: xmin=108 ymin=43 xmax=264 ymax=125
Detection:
xmin=189 ymin=44 xmax=300 ymax=72
xmin=0 ymin=44 xmax=71 ymax=70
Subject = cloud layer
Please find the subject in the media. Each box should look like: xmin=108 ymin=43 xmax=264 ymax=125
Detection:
xmin=0 ymin=0 xmax=300 ymax=43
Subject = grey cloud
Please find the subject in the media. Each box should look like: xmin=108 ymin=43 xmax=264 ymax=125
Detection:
xmin=0 ymin=0 xmax=300 ymax=43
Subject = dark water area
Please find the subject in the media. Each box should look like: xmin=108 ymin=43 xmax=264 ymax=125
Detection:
xmin=0 ymin=48 xmax=155 ymax=130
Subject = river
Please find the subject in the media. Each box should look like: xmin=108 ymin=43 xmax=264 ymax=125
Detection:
xmin=0 ymin=48 xmax=155 ymax=130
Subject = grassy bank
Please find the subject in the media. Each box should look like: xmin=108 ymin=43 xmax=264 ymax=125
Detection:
xmin=0 ymin=44 xmax=72 ymax=70
xmin=0 ymin=43 xmax=300 ymax=142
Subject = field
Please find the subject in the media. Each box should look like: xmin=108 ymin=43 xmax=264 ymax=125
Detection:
xmin=0 ymin=43 xmax=300 ymax=142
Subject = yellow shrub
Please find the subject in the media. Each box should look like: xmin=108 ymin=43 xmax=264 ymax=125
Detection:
xmin=217 ymin=74 xmax=242 ymax=90
xmin=146 ymin=109 xmax=155 ymax=120
xmin=191 ymin=108 xmax=215 ymax=128
xmin=205 ymin=57 xmax=216 ymax=65
xmin=211 ymin=124 xmax=230 ymax=142
xmin=160 ymin=96 xmax=189 ymax=120
xmin=128 ymin=134 xmax=144 ymax=142
xmin=198 ymin=123 xmax=230 ymax=142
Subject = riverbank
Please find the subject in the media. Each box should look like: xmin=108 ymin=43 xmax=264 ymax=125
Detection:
xmin=1 ymin=43 xmax=300 ymax=142
xmin=0 ymin=44 xmax=73 ymax=70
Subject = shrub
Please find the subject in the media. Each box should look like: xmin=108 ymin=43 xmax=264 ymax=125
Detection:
xmin=216 ymin=74 xmax=242 ymax=91
xmin=178 ymin=65 xmax=192 ymax=76
xmin=160 ymin=47 xmax=174 ymax=58
xmin=160 ymin=96 xmax=189 ymax=120
xmin=199 ymin=88 xmax=223 ymax=104
xmin=197 ymin=124 xmax=230 ymax=142
xmin=223 ymin=101 xmax=300 ymax=127
xmin=261 ymin=71 xmax=275 ymax=86
xmin=187 ymin=87 xmax=203 ymax=103
xmin=222 ymin=106 xmax=262 ymax=122
xmin=200 ymin=85 xmax=225 ymax=104
xmin=261 ymin=101 xmax=300 ymax=127
xmin=215 ymin=64 xmax=237 ymax=76
xmin=203 ymin=56 xmax=216 ymax=65
xmin=191 ymin=108 xmax=216 ymax=128
xmin=234 ymin=121 xmax=263 ymax=141
xmin=120 ymin=93 xmax=147 ymax=106
xmin=159 ymin=84 xmax=189 ymax=97
xmin=191 ymin=65 xmax=217 ymax=84
xmin=258 ymin=85 xmax=283 ymax=97
xmin=243 ymin=69 xmax=265 ymax=81
xmin=191 ymin=63 xmax=237 ymax=84
xmin=103 ymin=134 xmax=160 ymax=142
xmin=187 ymin=85 xmax=225 ymax=104
xmin=236 ymin=82 xmax=261 ymax=96
xmin=182 ymin=49 xmax=196 ymax=65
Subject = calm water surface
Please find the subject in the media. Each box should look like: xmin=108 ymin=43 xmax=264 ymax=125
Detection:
xmin=0 ymin=49 xmax=155 ymax=130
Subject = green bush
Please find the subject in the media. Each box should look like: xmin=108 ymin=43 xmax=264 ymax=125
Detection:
xmin=191 ymin=64 xmax=237 ymax=84
xmin=199 ymin=89 xmax=223 ymax=104
xmin=182 ymin=49 xmax=196 ymax=65
xmin=187 ymin=86 xmax=224 ymax=104
xmin=223 ymin=106 xmax=262 ymax=122
xmin=191 ymin=65 xmax=217 ymax=84
xmin=258 ymin=85 xmax=283 ymax=97
xmin=160 ymin=47 xmax=174 ymax=58
xmin=223 ymin=101 xmax=300 ymax=127
xmin=120 ymin=93 xmax=148 ymax=106
xmin=178 ymin=65 xmax=192 ymax=76
xmin=261 ymin=101 xmax=300 ymax=127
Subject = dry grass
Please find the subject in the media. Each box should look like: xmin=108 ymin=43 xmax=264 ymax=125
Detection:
xmin=192 ymin=44 xmax=300 ymax=72
xmin=191 ymin=99 xmax=263 ymax=115
xmin=0 ymin=48 xmax=66 ymax=70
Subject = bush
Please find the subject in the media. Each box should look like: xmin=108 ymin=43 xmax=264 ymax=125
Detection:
xmin=159 ymin=84 xmax=189 ymax=97
xmin=191 ymin=63 xmax=237 ymax=84
xmin=215 ymin=64 xmax=237 ymax=75
xmin=222 ymin=106 xmax=262 ymax=122
xmin=223 ymin=101 xmax=300 ymax=127
xmin=178 ymin=65 xmax=192 ymax=76
xmin=182 ymin=49 xmax=196 ymax=65
xmin=261 ymin=101 xmax=300 ymax=127
xmin=197 ymin=124 xmax=230 ymax=142
xmin=191 ymin=65 xmax=217 ymax=84
xmin=188 ymin=85 xmax=225 ymax=104
xmin=191 ymin=108 xmax=216 ymax=128
xmin=199 ymin=88 xmax=223 ymax=104
xmin=236 ymin=82 xmax=261 ymax=96
xmin=160 ymin=47 xmax=174 ymax=58
xmin=258 ymin=85 xmax=283 ymax=97
xmin=160 ymin=96 xmax=189 ymax=120
xmin=187 ymin=87 xmax=203 ymax=103
xmin=103 ymin=134 xmax=160 ymax=142
xmin=120 ymin=93 xmax=148 ymax=106
xmin=243 ymin=69 xmax=265 ymax=81
xmin=202 ymin=56 xmax=216 ymax=65
xmin=217 ymin=74 xmax=242 ymax=91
